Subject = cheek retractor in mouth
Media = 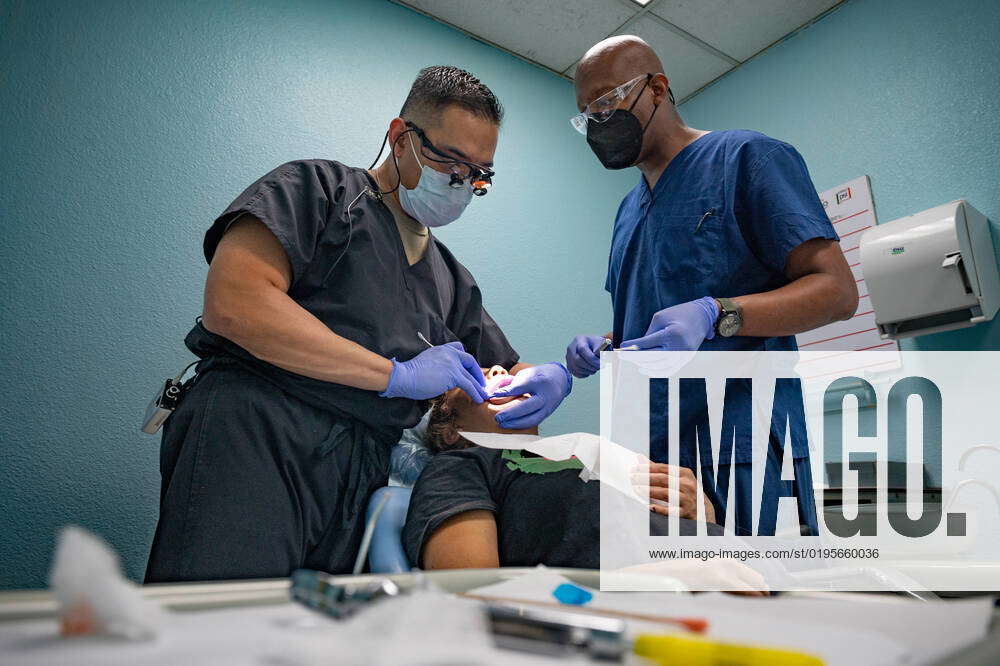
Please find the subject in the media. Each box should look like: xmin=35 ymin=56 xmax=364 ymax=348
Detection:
xmin=486 ymin=375 xmax=513 ymax=393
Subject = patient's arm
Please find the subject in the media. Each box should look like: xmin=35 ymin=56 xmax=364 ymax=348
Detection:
xmin=422 ymin=510 xmax=500 ymax=569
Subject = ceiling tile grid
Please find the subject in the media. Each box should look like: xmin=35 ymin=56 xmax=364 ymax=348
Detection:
xmin=613 ymin=13 xmax=735 ymax=100
xmin=401 ymin=0 xmax=636 ymax=72
xmin=392 ymin=0 xmax=843 ymax=102
xmin=651 ymin=0 xmax=842 ymax=62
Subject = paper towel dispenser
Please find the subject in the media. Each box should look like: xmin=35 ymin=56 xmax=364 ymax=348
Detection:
xmin=860 ymin=200 xmax=1000 ymax=339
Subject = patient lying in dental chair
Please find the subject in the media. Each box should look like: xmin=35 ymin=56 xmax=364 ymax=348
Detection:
xmin=401 ymin=366 xmax=722 ymax=571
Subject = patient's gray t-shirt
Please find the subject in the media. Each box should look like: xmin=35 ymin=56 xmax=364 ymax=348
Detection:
xmin=402 ymin=446 xmax=718 ymax=568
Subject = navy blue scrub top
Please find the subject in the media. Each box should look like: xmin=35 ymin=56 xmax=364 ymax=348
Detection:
xmin=186 ymin=159 xmax=519 ymax=434
xmin=606 ymin=130 xmax=837 ymax=467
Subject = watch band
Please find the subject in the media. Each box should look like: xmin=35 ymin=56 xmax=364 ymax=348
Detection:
xmin=714 ymin=297 xmax=743 ymax=337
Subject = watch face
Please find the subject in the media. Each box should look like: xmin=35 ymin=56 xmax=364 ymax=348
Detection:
xmin=718 ymin=313 xmax=741 ymax=337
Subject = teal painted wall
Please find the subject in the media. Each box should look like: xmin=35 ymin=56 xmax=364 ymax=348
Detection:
xmin=8 ymin=0 xmax=995 ymax=592
xmin=0 ymin=0 xmax=633 ymax=589
xmin=678 ymin=0 xmax=1000 ymax=352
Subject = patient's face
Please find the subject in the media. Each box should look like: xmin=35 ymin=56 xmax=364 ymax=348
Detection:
xmin=445 ymin=366 xmax=537 ymax=435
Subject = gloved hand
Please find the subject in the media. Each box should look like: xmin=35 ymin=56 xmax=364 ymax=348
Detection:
xmin=621 ymin=297 xmax=719 ymax=351
xmin=380 ymin=342 xmax=488 ymax=403
xmin=565 ymin=334 xmax=608 ymax=378
xmin=489 ymin=362 xmax=572 ymax=429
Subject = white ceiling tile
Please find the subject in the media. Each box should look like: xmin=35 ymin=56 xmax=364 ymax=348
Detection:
xmin=401 ymin=0 xmax=637 ymax=72
xmin=651 ymin=0 xmax=841 ymax=61
xmin=613 ymin=15 xmax=734 ymax=99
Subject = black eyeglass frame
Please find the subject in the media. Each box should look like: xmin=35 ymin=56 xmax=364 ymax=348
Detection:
xmin=403 ymin=121 xmax=496 ymax=191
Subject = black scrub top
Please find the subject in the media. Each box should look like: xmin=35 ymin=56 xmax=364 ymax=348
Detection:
xmin=185 ymin=159 xmax=518 ymax=434
xmin=403 ymin=447 xmax=722 ymax=569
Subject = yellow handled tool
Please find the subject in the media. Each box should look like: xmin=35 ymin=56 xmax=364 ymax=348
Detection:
xmin=634 ymin=633 xmax=824 ymax=666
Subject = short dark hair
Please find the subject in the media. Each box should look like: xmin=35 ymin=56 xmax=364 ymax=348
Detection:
xmin=424 ymin=395 xmax=474 ymax=454
xmin=400 ymin=66 xmax=504 ymax=127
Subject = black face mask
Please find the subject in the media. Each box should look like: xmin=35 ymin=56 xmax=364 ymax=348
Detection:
xmin=586 ymin=79 xmax=660 ymax=170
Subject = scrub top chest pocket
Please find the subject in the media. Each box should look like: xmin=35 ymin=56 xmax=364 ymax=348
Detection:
xmin=651 ymin=203 xmax=727 ymax=284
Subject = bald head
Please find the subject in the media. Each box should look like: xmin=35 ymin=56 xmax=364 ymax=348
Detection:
xmin=575 ymin=36 xmax=664 ymax=110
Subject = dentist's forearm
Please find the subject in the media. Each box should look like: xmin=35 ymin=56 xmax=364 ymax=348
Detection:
xmin=202 ymin=215 xmax=394 ymax=391
xmin=204 ymin=283 xmax=393 ymax=390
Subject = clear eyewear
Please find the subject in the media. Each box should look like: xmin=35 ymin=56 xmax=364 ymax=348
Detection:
xmin=569 ymin=74 xmax=649 ymax=135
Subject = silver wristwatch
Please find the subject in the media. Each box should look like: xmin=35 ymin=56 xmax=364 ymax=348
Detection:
xmin=714 ymin=297 xmax=743 ymax=337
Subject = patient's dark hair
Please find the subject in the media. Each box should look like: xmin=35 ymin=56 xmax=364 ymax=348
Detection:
xmin=425 ymin=395 xmax=474 ymax=454
xmin=400 ymin=65 xmax=504 ymax=127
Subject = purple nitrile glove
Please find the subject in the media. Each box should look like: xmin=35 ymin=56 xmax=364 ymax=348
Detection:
xmin=379 ymin=341 xmax=488 ymax=403
xmin=621 ymin=297 xmax=719 ymax=351
xmin=565 ymin=334 xmax=608 ymax=378
xmin=490 ymin=362 xmax=572 ymax=429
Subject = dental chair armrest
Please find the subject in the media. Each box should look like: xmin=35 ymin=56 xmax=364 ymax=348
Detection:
xmin=366 ymin=486 xmax=413 ymax=574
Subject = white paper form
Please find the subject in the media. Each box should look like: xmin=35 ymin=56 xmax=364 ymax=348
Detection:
xmin=797 ymin=176 xmax=900 ymax=356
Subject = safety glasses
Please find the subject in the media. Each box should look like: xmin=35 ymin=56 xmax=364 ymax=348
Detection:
xmin=570 ymin=74 xmax=648 ymax=135
xmin=569 ymin=73 xmax=674 ymax=135
xmin=405 ymin=122 xmax=495 ymax=196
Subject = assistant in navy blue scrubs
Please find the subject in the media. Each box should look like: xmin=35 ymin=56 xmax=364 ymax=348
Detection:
xmin=566 ymin=37 xmax=858 ymax=537
xmin=609 ymin=130 xmax=835 ymax=535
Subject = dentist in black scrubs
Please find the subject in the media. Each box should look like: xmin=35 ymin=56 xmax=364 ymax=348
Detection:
xmin=145 ymin=66 xmax=573 ymax=582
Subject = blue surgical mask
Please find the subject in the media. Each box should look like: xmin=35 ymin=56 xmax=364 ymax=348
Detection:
xmin=397 ymin=135 xmax=473 ymax=228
